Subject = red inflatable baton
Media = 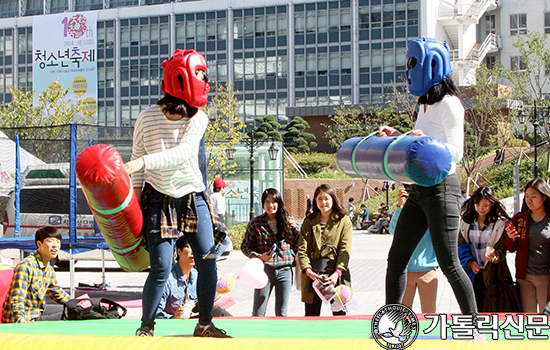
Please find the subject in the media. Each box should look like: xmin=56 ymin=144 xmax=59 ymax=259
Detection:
xmin=75 ymin=144 xmax=149 ymax=272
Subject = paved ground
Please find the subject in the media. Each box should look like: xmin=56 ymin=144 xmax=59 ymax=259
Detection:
xmin=2 ymin=229 xmax=517 ymax=319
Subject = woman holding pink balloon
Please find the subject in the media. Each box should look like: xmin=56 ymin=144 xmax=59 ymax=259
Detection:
xmin=298 ymin=184 xmax=353 ymax=316
xmin=241 ymin=188 xmax=300 ymax=316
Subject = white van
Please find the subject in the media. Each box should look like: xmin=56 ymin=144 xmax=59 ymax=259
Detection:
xmin=2 ymin=163 xmax=96 ymax=239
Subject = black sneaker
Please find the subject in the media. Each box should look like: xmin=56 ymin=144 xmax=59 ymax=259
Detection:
xmin=136 ymin=325 xmax=154 ymax=336
xmin=193 ymin=322 xmax=233 ymax=338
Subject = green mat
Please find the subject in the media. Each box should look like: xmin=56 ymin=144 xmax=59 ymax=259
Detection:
xmin=0 ymin=317 xmax=548 ymax=340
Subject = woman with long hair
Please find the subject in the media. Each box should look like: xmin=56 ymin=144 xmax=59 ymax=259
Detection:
xmin=505 ymin=178 xmax=550 ymax=312
xmin=298 ymin=184 xmax=353 ymax=316
xmin=459 ymin=186 xmax=513 ymax=312
xmin=378 ymin=38 xmax=478 ymax=321
xmin=241 ymin=188 xmax=300 ymax=316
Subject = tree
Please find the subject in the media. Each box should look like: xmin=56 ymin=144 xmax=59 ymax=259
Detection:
xmin=0 ymin=85 xmax=88 ymax=163
xmin=502 ymin=30 xmax=550 ymax=171
xmin=203 ymin=83 xmax=245 ymax=180
xmin=282 ymin=116 xmax=317 ymax=153
xmin=461 ymin=64 xmax=516 ymax=180
xmin=322 ymin=95 xmax=413 ymax=151
xmin=506 ymin=31 xmax=550 ymax=102
xmin=253 ymin=114 xmax=282 ymax=140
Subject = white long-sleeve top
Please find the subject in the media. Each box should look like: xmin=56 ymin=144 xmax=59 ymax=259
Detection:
xmin=414 ymin=95 xmax=464 ymax=175
xmin=130 ymin=105 xmax=206 ymax=198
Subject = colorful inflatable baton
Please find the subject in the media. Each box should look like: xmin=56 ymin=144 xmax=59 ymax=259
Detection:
xmin=337 ymin=133 xmax=452 ymax=187
xmin=75 ymin=144 xmax=149 ymax=272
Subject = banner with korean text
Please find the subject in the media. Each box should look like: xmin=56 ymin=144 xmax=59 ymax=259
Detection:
xmin=33 ymin=12 xmax=98 ymax=121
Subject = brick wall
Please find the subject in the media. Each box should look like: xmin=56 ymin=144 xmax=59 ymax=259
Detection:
xmin=284 ymin=178 xmax=388 ymax=221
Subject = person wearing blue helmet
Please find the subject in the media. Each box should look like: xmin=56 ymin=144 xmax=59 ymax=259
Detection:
xmin=379 ymin=38 xmax=479 ymax=325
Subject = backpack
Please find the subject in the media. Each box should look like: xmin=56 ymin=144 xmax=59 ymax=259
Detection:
xmin=62 ymin=297 xmax=127 ymax=320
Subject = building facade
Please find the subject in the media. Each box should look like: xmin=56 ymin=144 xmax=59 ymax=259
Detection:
xmin=0 ymin=0 xmax=421 ymax=128
xmin=0 ymin=0 xmax=547 ymax=129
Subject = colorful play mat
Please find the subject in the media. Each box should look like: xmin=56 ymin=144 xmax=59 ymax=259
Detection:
xmin=0 ymin=315 xmax=547 ymax=350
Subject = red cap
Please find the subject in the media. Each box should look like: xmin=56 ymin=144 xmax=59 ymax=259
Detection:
xmin=213 ymin=178 xmax=228 ymax=189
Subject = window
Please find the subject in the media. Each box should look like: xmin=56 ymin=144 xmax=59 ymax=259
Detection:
xmin=234 ymin=58 xmax=244 ymax=80
xmin=266 ymin=14 xmax=276 ymax=36
xmin=486 ymin=14 xmax=496 ymax=35
xmin=277 ymin=14 xmax=287 ymax=35
xmin=359 ymin=52 xmax=370 ymax=73
xmin=371 ymin=6 xmax=381 ymax=28
xmin=318 ymin=10 xmax=328 ymax=32
xmin=233 ymin=17 xmax=243 ymax=39
xmin=278 ymin=56 xmax=287 ymax=78
xmin=511 ymin=56 xmax=527 ymax=70
xmin=486 ymin=55 xmax=496 ymax=69
xmin=545 ymin=12 xmax=550 ymax=34
xmin=510 ymin=14 xmax=527 ymax=35
xmin=359 ymin=8 xmax=369 ymax=29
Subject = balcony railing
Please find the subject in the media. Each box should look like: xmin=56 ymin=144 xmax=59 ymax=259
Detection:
xmin=438 ymin=0 xmax=498 ymax=20
xmin=449 ymin=33 xmax=499 ymax=63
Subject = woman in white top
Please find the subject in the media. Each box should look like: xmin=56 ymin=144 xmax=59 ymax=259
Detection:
xmin=378 ymin=38 xmax=478 ymax=318
xmin=125 ymin=49 xmax=230 ymax=338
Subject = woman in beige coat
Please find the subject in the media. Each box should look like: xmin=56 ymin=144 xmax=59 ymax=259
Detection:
xmin=298 ymin=184 xmax=353 ymax=316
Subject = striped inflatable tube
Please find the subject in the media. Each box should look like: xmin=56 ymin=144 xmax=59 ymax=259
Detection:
xmin=75 ymin=144 xmax=149 ymax=272
xmin=337 ymin=133 xmax=452 ymax=187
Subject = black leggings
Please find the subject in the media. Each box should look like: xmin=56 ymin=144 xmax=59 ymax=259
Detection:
xmin=385 ymin=174 xmax=478 ymax=315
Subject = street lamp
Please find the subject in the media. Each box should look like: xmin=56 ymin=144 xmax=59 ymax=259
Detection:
xmin=225 ymin=130 xmax=280 ymax=220
xmin=518 ymin=100 xmax=550 ymax=179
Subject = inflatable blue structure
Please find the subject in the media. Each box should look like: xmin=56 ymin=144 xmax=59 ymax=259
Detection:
xmin=337 ymin=133 xmax=452 ymax=187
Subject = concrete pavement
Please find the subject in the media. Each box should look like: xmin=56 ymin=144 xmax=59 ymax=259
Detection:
xmin=30 ymin=229 xmax=516 ymax=318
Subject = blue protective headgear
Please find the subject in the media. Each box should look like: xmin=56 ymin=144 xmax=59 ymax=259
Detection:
xmin=406 ymin=38 xmax=452 ymax=97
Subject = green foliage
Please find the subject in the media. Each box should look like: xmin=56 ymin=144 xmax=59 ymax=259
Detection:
xmin=203 ymin=83 xmax=245 ymax=182
xmin=483 ymin=156 xmax=548 ymax=197
xmin=461 ymin=64 xmax=515 ymax=178
xmin=253 ymin=115 xmax=282 ymax=140
xmin=227 ymin=223 xmax=247 ymax=250
xmin=299 ymin=154 xmax=333 ymax=173
xmin=284 ymin=152 xmax=352 ymax=179
xmin=357 ymin=188 xmax=400 ymax=220
xmin=0 ymin=85 xmax=88 ymax=129
xmin=0 ymin=86 xmax=89 ymax=163
xmin=323 ymin=86 xmax=414 ymax=151
xmin=283 ymin=116 xmax=317 ymax=153
xmin=507 ymin=31 xmax=550 ymax=101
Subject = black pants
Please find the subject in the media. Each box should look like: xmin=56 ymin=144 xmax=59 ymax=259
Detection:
xmin=473 ymin=271 xmax=487 ymax=312
xmin=304 ymin=292 xmax=347 ymax=316
xmin=385 ymin=174 xmax=478 ymax=315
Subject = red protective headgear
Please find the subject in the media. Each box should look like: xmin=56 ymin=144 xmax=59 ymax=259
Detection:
xmin=161 ymin=49 xmax=209 ymax=108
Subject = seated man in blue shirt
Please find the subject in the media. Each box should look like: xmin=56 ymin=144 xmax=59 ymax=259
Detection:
xmin=156 ymin=235 xmax=231 ymax=319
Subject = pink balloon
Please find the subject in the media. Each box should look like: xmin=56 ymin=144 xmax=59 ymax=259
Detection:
xmin=237 ymin=258 xmax=268 ymax=289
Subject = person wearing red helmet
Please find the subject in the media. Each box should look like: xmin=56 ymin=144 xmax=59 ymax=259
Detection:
xmin=125 ymin=49 xmax=231 ymax=338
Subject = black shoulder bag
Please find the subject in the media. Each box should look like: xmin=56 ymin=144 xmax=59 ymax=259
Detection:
xmin=62 ymin=297 xmax=127 ymax=320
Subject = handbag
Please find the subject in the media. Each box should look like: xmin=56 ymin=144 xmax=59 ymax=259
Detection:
xmin=482 ymin=280 xmax=522 ymax=312
xmin=62 ymin=297 xmax=127 ymax=320
xmin=482 ymin=259 xmax=522 ymax=313
xmin=306 ymin=245 xmax=351 ymax=292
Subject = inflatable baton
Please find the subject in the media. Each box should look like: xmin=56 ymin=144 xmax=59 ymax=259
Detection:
xmin=337 ymin=132 xmax=452 ymax=187
xmin=75 ymin=144 xmax=149 ymax=272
